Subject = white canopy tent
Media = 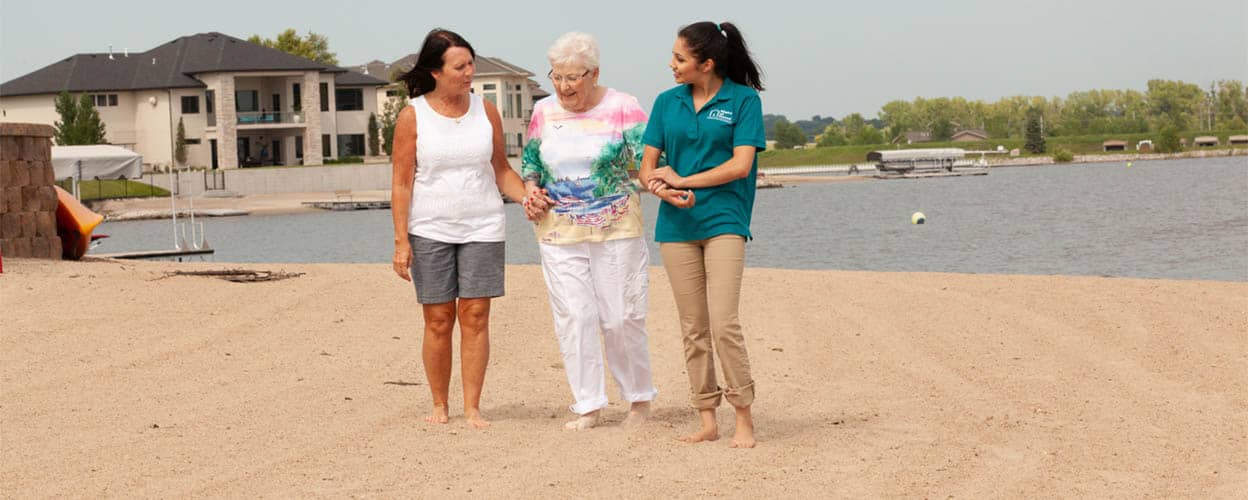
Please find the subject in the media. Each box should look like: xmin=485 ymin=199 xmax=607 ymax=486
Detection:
xmin=52 ymin=145 xmax=143 ymax=181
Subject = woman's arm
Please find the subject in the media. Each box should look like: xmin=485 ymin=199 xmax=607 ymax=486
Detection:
xmin=641 ymin=145 xmax=694 ymax=208
xmin=483 ymin=100 xmax=534 ymax=206
xmin=648 ymin=145 xmax=756 ymax=190
xmin=390 ymin=105 xmax=417 ymax=281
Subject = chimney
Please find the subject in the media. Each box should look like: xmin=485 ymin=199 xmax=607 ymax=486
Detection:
xmin=108 ymin=44 xmax=114 ymax=60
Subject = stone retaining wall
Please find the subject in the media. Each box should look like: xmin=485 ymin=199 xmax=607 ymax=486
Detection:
xmin=0 ymin=123 xmax=61 ymax=259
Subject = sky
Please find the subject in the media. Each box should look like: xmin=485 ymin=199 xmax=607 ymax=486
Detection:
xmin=1 ymin=0 xmax=1245 ymax=119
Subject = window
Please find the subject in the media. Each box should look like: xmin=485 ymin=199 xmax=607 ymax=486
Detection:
xmin=482 ymin=83 xmax=496 ymax=90
xmin=503 ymin=90 xmax=513 ymax=118
xmin=181 ymin=96 xmax=199 ymax=114
xmin=295 ymin=136 xmax=303 ymax=159
xmin=185 ymin=138 xmax=201 ymax=145
xmin=335 ymin=88 xmax=363 ymax=111
xmin=483 ymin=92 xmax=497 ymax=105
xmin=337 ymin=134 xmax=365 ymax=157
xmin=236 ymin=90 xmax=258 ymax=112
xmin=385 ymin=89 xmax=400 ymax=97
xmin=292 ymin=83 xmax=301 ymax=109
xmin=205 ymin=90 xmax=215 ymax=113
xmin=320 ymin=83 xmax=329 ymax=111
xmin=90 ymin=94 xmax=118 ymax=107
xmin=322 ymin=134 xmax=331 ymax=156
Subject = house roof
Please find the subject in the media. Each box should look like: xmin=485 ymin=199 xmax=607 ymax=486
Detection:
xmin=1228 ymin=135 xmax=1248 ymax=142
xmin=1102 ymin=140 xmax=1128 ymax=146
xmin=1 ymin=32 xmax=375 ymax=97
xmin=951 ymin=128 xmax=988 ymax=139
xmin=386 ymin=54 xmax=535 ymax=80
xmin=1193 ymin=136 xmax=1219 ymax=143
xmin=335 ymin=71 xmax=388 ymax=87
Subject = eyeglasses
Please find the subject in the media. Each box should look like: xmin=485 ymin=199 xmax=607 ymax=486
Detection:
xmin=547 ymin=69 xmax=590 ymax=85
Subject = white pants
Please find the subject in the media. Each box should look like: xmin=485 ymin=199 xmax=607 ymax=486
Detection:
xmin=539 ymin=237 xmax=658 ymax=415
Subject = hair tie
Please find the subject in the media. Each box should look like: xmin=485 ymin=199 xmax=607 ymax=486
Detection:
xmin=717 ymin=23 xmax=725 ymax=35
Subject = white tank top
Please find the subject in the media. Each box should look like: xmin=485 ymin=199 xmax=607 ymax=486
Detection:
xmin=407 ymin=93 xmax=505 ymax=242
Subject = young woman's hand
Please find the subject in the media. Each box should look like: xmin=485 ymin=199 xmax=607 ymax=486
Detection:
xmin=650 ymin=166 xmax=685 ymax=189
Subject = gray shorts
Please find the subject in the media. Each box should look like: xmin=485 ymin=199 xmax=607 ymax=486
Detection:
xmin=408 ymin=234 xmax=505 ymax=304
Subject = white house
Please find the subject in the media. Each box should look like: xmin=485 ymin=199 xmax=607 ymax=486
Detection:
xmin=1 ymin=32 xmax=388 ymax=170
xmin=351 ymin=55 xmax=549 ymax=157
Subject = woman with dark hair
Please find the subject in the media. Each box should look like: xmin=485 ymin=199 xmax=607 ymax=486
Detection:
xmin=640 ymin=21 xmax=766 ymax=448
xmin=390 ymin=28 xmax=542 ymax=428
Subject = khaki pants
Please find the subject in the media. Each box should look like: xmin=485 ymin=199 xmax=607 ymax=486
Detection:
xmin=659 ymin=234 xmax=755 ymax=409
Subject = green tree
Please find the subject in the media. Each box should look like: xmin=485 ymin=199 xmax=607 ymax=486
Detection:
xmin=1146 ymin=79 xmax=1203 ymax=131
xmin=380 ymin=89 xmax=409 ymax=156
xmin=816 ymin=123 xmax=847 ymax=147
xmin=855 ymin=126 xmax=885 ymax=145
xmin=53 ymin=91 xmax=107 ymax=145
xmin=1024 ymin=107 xmax=1046 ymax=154
xmin=1156 ymin=123 xmax=1182 ymax=153
xmin=930 ymin=117 xmax=954 ymax=141
xmin=367 ymin=112 xmax=380 ymax=156
xmin=247 ymin=29 xmax=338 ymax=65
xmin=774 ymin=119 xmax=806 ymax=149
xmin=174 ymin=117 xmax=188 ymax=167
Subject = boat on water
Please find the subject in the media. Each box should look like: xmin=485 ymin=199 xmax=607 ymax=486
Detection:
xmin=868 ymin=148 xmax=983 ymax=175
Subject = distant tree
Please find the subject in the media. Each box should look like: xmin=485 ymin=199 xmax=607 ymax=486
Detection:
xmin=53 ymin=91 xmax=107 ymax=145
xmin=1221 ymin=115 xmax=1247 ymax=132
xmin=793 ymin=115 xmax=837 ymax=139
xmin=380 ymin=89 xmax=409 ymax=156
xmin=855 ymin=126 xmax=885 ymax=145
xmin=247 ymin=29 xmax=338 ymax=65
xmin=763 ymin=113 xmax=787 ymax=140
xmin=1156 ymin=123 xmax=1182 ymax=153
xmin=774 ymin=119 xmax=807 ymax=149
xmin=1146 ymin=79 xmax=1203 ymax=131
xmin=367 ymin=113 xmax=380 ymax=156
xmin=930 ymin=117 xmax=954 ymax=142
xmin=174 ymin=117 xmax=188 ymax=166
xmin=816 ymin=124 xmax=847 ymax=147
xmin=1024 ymin=107 xmax=1046 ymax=154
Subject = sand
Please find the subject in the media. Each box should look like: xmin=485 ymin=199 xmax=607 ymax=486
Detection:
xmin=1 ymin=258 xmax=1245 ymax=497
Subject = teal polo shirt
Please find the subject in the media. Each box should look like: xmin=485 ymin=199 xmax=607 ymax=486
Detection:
xmin=643 ymin=78 xmax=767 ymax=243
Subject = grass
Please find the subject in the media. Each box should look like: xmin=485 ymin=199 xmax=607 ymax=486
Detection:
xmin=759 ymin=130 xmax=1248 ymax=168
xmin=55 ymin=179 xmax=170 ymax=201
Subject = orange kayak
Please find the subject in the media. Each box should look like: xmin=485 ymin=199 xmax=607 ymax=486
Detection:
xmin=55 ymin=186 xmax=104 ymax=260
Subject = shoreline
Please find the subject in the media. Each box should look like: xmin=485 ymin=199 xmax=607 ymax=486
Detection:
xmin=2 ymin=258 xmax=1244 ymax=496
xmin=91 ymin=150 xmax=1241 ymax=221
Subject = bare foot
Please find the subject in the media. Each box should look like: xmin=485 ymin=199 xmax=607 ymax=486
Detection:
xmin=464 ymin=408 xmax=490 ymax=429
xmin=424 ymin=404 xmax=449 ymax=424
xmin=729 ymin=406 xmax=756 ymax=448
xmin=621 ymin=401 xmax=651 ymax=428
xmin=678 ymin=408 xmax=720 ymax=443
xmin=564 ymin=410 xmax=600 ymax=431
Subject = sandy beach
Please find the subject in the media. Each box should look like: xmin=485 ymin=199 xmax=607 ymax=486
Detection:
xmin=1 ymin=257 xmax=1245 ymax=497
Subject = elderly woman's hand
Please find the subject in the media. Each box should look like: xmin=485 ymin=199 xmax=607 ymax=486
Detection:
xmin=650 ymin=166 xmax=685 ymax=189
xmin=523 ymin=184 xmax=555 ymax=221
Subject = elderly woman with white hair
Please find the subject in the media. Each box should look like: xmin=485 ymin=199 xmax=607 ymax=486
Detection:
xmin=522 ymin=32 xmax=694 ymax=431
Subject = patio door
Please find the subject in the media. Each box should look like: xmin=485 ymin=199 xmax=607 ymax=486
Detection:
xmin=271 ymin=140 xmax=282 ymax=165
xmin=237 ymin=137 xmax=250 ymax=166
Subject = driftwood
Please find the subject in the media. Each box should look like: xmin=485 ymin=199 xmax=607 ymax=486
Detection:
xmin=161 ymin=269 xmax=305 ymax=283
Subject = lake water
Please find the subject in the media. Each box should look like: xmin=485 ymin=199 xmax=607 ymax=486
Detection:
xmin=95 ymin=156 xmax=1248 ymax=281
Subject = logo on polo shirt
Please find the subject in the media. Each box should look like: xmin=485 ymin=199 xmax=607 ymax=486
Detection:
xmin=707 ymin=109 xmax=734 ymax=124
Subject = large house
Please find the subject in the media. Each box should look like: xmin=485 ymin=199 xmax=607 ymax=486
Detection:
xmin=351 ymin=55 xmax=549 ymax=156
xmin=0 ymin=32 xmax=388 ymax=170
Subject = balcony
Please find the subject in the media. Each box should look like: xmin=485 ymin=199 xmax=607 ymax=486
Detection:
xmin=236 ymin=111 xmax=306 ymax=128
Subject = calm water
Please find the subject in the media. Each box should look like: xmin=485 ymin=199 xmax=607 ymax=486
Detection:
xmin=95 ymin=156 xmax=1248 ymax=281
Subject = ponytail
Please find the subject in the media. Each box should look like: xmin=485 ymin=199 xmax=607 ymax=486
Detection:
xmin=398 ymin=29 xmax=476 ymax=97
xmin=677 ymin=21 xmax=764 ymax=91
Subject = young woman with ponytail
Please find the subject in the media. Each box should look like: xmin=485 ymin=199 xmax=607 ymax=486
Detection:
xmin=639 ymin=21 xmax=766 ymax=448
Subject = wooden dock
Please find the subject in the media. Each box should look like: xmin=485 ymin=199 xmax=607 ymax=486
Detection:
xmin=302 ymin=200 xmax=391 ymax=211
xmin=93 ymin=248 xmax=215 ymax=260
xmin=872 ymin=168 xmax=989 ymax=180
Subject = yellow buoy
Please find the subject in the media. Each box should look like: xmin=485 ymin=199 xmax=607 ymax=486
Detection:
xmin=1127 ymin=162 xmax=1133 ymax=168
xmin=911 ymin=212 xmax=926 ymax=225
